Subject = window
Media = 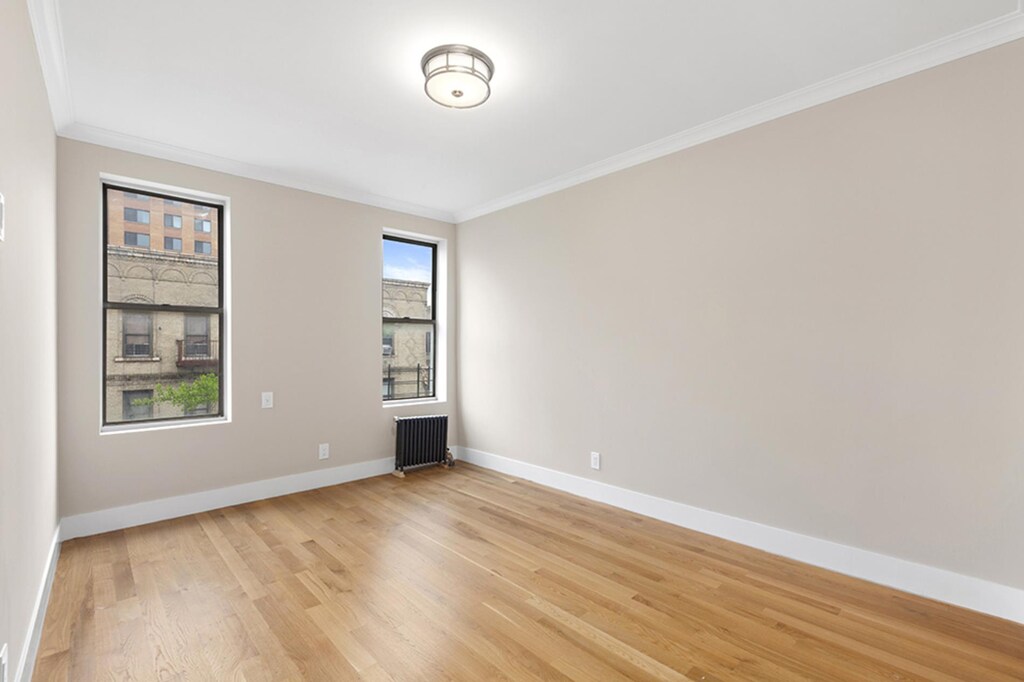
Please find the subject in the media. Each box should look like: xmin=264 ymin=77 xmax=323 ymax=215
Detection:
xmin=184 ymin=314 xmax=210 ymax=357
xmin=195 ymin=218 xmax=212 ymax=233
xmin=382 ymin=235 xmax=436 ymax=401
xmin=124 ymin=232 xmax=150 ymax=248
xmin=122 ymin=312 xmax=152 ymax=357
xmin=124 ymin=207 xmax=150 ymax=224
xmin=104 ymin=185 xmax=224 ymax=426
xmin=164 ymin=214 xmax=182 ymax=229
xmin=122 ymin=390 xmax=154 ymax=421
xmin=195 ymin=240 xmax=212 ymax=255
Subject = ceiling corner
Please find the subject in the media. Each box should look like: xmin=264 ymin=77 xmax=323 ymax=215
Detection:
xmin=452 ymin=4 xmax=1024 ymax=224
xmin=27 ymin=0 xmax=75 ymax=131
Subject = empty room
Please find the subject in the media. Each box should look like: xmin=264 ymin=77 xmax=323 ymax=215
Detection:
xmin=2 ymin=0 xmax=1024 ymax=680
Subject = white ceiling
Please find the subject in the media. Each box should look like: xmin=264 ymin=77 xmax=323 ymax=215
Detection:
xmin=32 ymin=0 xmax=1024 ymax=222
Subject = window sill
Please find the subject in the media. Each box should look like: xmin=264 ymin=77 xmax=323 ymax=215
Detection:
xmin=382 ymin=397 xmax=445 ymax=409
xmin=101 ymin=415 xmax=229 ymax=435
xmin=114 ymin=356 xmax=161 ymax=363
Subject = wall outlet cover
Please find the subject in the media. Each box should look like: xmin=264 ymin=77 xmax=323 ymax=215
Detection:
xmin=318 ymin=443 xmax=330 ymax=460
xmin=0 ymin=192 xmax=6 ymax=242
xmin=261 ymin=391 xmax=274 ymax=408
xmin=590 ymin=452 xmax=601 ymax=470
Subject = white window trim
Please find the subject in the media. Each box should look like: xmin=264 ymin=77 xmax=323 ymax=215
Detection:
xmin=99 ymin=173 xmax=232 ymax=435
xmin=381 ymin=226 xmax=448 ymax=407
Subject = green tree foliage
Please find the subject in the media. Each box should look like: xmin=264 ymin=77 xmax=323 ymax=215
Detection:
xmin=134 ymin=373 xmax=218 ymax=412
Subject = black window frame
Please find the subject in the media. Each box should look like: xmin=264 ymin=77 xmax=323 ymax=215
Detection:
xmin=103 ymin=183 xmax=225 ymax=427
xmin=195 ymin=239 xmax=212 ymax=255
xmin=164 ymin=213 xmax=182 ymax=229
xmin=164 ymin=236 xmax=183 ymax=252
xmin=382 ymin=234 xmax=437 ymax=402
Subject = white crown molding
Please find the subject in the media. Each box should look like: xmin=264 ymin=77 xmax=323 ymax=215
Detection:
xmin=61 ymin=456 xmax=394 ymax=540
xmin=26 ymin=0 xmax=73 ymax=130
xmin=28 ymin=1 xmax=453 ymax=223
xmin=15 ymin=525 xmax=61 ymax=682
xmin=58 ymin=122 xmax=457 ymax=223
xmin=452 ymin=446 xmax=1024 ymax=625
xmin=27 ymin=1 xmax=1024 ymax=226
xmin=453 ymin=7 xmax=1024 ymax=223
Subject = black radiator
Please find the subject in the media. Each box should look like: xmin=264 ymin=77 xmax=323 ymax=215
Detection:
xmin=394 ymin=415 xmax=449 ymax=474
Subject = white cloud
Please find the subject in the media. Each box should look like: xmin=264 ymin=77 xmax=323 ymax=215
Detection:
xmin=384 ymin=264 xmax=431 ymax=283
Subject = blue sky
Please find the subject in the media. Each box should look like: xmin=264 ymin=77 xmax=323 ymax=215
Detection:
xmin=383 ymin=240 xmax=432 ymax=283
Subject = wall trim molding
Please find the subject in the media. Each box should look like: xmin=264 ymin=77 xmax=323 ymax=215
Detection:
xmin=15 ymin=525 xmax=61 ymax=682
xmin=61 ymin=457 xmax=394 ymax=541
xmin=452 ymin=446 xmax=1024 ymax=625
xmin=452 ymin=8 xmax=1024 ymax=223
xmin=26 ymin=0 xmax=73 ymax=130
xmin=28 ymin=0 xmax=1024 ymax=226
xmin=57 ymin=123 xmax=457 ymax=223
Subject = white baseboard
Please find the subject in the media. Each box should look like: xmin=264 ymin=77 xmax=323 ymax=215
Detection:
xmin=61 ymin=457 xmax=393 ymax=541
xmin=16 ymin=525 xmax=61 ymax=682
xmin=453 ymin=446 xmax=1024 ymax=625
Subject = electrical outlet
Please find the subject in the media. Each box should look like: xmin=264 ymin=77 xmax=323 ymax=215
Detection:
xmin=590 ymin=451 xmax=601 ymax=470
xmin=1 ymin=642 xmax=8 ymax=682
xmin=261 ymin=391 xmax=274 ymax=408
xmin=318 ymin=443 xmax=330 ymax=460
xmin=0 ymin=192 xmax=6 ymax=242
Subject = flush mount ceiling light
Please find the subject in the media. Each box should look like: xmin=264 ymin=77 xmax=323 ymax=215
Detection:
xmin=421 ymin=44 xmax=494 ymax=109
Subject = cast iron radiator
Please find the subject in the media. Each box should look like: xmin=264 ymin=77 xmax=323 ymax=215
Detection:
xmin=394 ymin=414 xmax=449 ymax=474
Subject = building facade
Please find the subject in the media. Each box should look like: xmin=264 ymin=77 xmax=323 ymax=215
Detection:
xmin=382 ymin=278 xmax=434 ymax=400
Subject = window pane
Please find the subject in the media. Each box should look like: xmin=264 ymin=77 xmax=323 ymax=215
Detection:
xmin=124 ymin=232 xmax=150 ymax=248
xmin=106 ymin=187 xmax=220 ymax=306
xmin=382 ymin=238 xmax=433 ymax=321
xmin=122 ymin=390 xmax=153 ymax=421
xmin=105 ymin=310 xmax=221 ymax=423
xmin=124 ymin=207 xmax=150 ymax=224
xmin=195 ymin=240 xmax=211 ymax=255
xmin=381 ymin=321 xmax=435 ymax=400
xmin=122 ymin=312 xmax=152 ymax=357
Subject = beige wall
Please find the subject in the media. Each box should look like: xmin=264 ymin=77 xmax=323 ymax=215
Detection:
xmin=57 ymin=139 xmax=457 ymax=516
xmin=457 ymin=39 xmax=1024 ymax=589
xmin=0 ymin=0 xmax=58 ymax=672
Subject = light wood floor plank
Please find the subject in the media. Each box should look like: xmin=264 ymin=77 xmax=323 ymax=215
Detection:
xmin=35 ymin=463 xmax=1024 ymax=681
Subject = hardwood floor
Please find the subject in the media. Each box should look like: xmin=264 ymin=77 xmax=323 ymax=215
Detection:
xmin=34 ymin=463 xmax=1024 ymax=681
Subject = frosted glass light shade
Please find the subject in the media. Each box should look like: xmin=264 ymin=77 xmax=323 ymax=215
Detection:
xmin=421 ymin=45 xmax=494 ymax=109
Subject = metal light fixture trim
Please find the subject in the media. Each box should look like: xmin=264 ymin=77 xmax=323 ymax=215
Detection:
xmin=421 ymin=44 xmax=495 ymax=109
